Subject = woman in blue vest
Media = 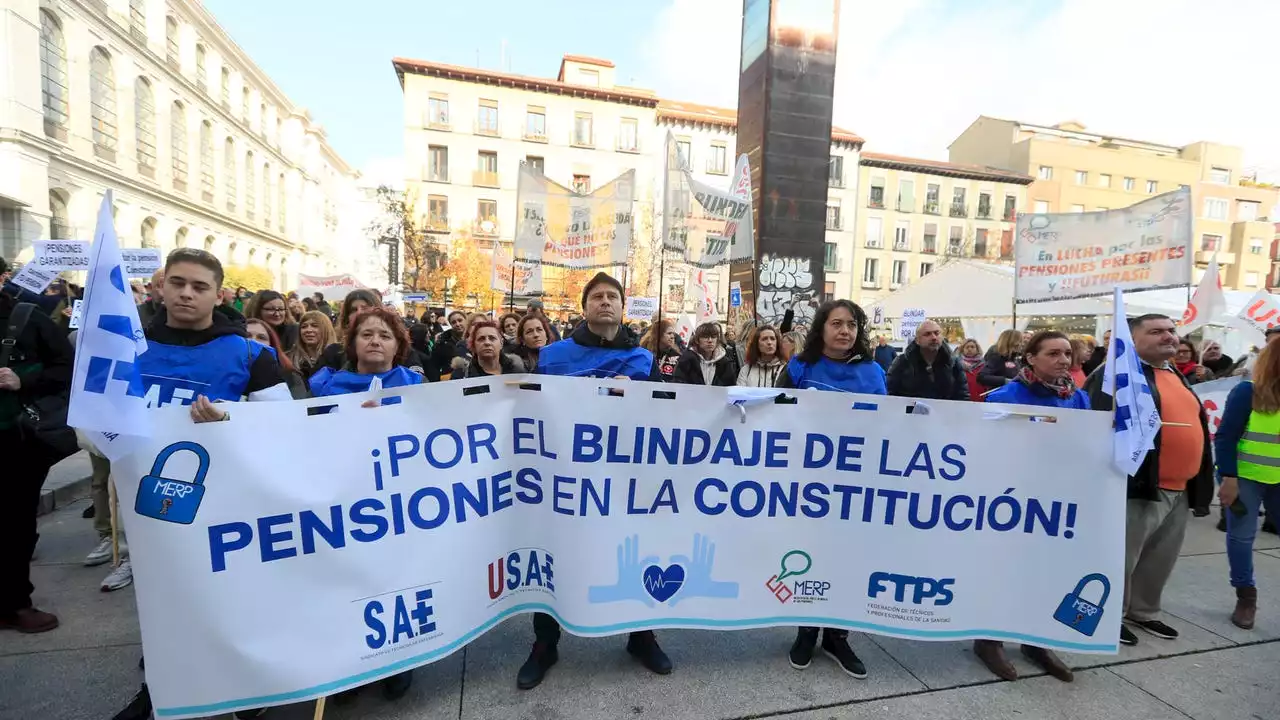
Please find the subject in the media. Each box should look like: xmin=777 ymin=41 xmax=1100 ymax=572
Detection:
xmin=980 ymin=329 xmax=1085 ymax=683
xmin=1213 ymin=342 xmax=1280 ymax=631
xmin=774 ymin=299 xmax=883 ymax=679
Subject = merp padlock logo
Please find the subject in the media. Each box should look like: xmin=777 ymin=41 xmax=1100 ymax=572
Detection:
xmin=134 ymin=441 xmax=211 ymax=525
xmin=1052 ymin=573 xmax=1111 ymax=637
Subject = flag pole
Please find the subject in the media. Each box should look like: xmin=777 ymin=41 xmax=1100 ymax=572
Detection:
xmin=657 ymin=135 xmax=670 ymax=328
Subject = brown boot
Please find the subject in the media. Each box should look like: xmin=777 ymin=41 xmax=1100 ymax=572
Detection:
xmin=1021 ymin=644 xmax=1074 ymax=682
xmin=0 ymin=607 xmax=59 ymax=634
xmin=973 ymin=639 xmax=1017 ymax=681
xmin=1231 ymin=586 xmax=1257 ymax=629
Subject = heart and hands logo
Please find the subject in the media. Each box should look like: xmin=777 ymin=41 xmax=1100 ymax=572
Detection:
xmin=642 ymin=564 xmax=685 ymax=602
xmin=587 ymin=533 xmax=738 ymax=607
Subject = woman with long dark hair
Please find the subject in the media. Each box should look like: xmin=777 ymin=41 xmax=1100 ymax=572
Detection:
xmin=245 ymin=319 xmax=308 ymax=399
xmin=514 ymin=313 xmax=553 ymax=371
xmin=640 ymin=319 xmax=680 ymax=381
xmin=320 ymin=290 xmax=429 ymax=379
xmin=774 ymin=299 xmax=882 ymax=679
xmin=736 ymin=325 xmax=789 ymax=387
xmin=459 ymin=318 xmax=526 ymax=377
xmin=246 ymin=290 xmax=299 ymax=352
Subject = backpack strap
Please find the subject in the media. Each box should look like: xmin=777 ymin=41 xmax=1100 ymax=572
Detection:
xmin=0 ymin=302 xmax=36 ymax=369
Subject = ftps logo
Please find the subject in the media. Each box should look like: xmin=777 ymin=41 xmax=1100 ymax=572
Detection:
xmin=765 ymin=550 xmax=831 ymax=604
xmin=488 ymin=548 xmax=555 ymax=602
xmin=867 ymin=571 xmax=955 ymax=606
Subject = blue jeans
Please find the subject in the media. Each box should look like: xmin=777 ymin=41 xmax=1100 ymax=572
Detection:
xmin=1226 ymin=479 xmax=1280 ymax=588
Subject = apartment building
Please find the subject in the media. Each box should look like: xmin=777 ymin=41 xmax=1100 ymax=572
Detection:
xmin=393 ymin=54 xmax=863 ymax=310
xmin=949 ymin=117 xmax=1280 ymax=291
xmin=851 ymin=153 xmax=1031 ymax=306
xmin=0 ymin=0 xmax=357 ymax=288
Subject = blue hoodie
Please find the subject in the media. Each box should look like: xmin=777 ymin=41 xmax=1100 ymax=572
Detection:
xmin=778 ymin=355 xmax=887 ymax=394
xmin=536 ymin=323 xmax=653 ymax=379
xmin=985 ymin=379 xmax=1090 ymax=410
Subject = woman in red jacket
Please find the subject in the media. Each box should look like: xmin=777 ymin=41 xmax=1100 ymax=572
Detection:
xmin=958 ymin=338 xmax=985 ymax=401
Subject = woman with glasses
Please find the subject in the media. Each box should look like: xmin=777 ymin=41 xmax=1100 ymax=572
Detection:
xmin=247 ymin=290 xmax=299 ymax=353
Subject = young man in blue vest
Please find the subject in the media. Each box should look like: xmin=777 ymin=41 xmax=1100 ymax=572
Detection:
xmin=518 ymin=272 xmax=665 ymax=689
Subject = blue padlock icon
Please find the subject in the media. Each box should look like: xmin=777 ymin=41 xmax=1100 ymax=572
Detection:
xmin=1053 ymin=573 xmax=1110 ymax=636
xmin=134 ymin=441 xmax=211 ymax=525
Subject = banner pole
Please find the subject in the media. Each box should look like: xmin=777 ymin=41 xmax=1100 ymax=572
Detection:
xmin=312 ymin=696 xmax=326 ymax=720
xmin=108 ymin=475 xmax=119 ymax=566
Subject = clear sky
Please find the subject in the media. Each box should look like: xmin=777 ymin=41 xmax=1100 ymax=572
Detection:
xmin=205 ymin=0 xmax=1279 ymax=183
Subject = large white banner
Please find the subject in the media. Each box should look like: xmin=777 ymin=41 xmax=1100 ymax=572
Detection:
xmin=115 ymin=378 xmax=1124 ymax=718
xmin=514 ymin=165 xmax=634 ymax=269
xmin=1015 ymin=188 xmax=1192 ymax=302
xmin=662 ymin=132 xmax=754 ymax=268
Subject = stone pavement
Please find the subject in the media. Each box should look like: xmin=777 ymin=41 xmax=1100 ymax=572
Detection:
xmin=3 ymin=501 xmax=1277 ymax=720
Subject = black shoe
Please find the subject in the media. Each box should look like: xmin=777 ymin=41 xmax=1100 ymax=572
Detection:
xmin=1264 ymin=517 xmax=1278 ymax=535
xmin=1129 ymin=618 xmax=1178 ymax=640
xmin=516 ymin=642 xmax=559 ymax=689
xmin=1217 ymin=515 xmax=1227 ymax=532
xmin=1119 ymin=625 xmax=1139 ymax=646
xmin=788 ymin=627 xmax=819 ymax=669
xmin=625 ymin=631 xmax=672 ymax=675
xmin=1192 ymin=507 xmax=1210 ymax=517
xmin=82 ymin=505 xmax=96 ymax=519
xmin=234 ymin=710 xmax=266 ymax=719
xmin=821 ymin=631 xmax=867 ymax=679
xmin=380 ymin=670 xmax=413 ymax=701
xmin=111 ymin=684 xmax=152 ymax=720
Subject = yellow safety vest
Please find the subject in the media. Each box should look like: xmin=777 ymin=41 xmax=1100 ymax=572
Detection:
xmin=1237 ymin=410 xmax=1280 ymax=484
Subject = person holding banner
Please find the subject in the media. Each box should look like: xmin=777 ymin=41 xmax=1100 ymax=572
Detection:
xmin=736 ymin=325 xmax=788 ymax=388
xmin=520 ymin=272 xmax=668 ymax=690
xmin=1210 ymin=343 xmax=1280 ymax=630
xmin=774 ymin=299 xmax=882 ymax=678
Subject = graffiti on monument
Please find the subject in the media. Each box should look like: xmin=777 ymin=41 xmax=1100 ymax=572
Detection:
xmin=757 ymin=255 xmax=816 ymax=326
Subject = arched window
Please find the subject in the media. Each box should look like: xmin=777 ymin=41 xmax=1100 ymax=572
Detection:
xmin=199 ymin=120 xmax=214 ymax=201
xmin=244 ymin=151 xmax=256 ymax=219
xmin=220 ymin=67 xmax=230 ymax=108
xmin=261 ymin=164 xmax=271 ymax=228
xmin=203 ymin=235 xmax=215 ymax=252
xmin=224 ymin=137 xmax=236 ymax=212
xmin=171 ymin=101 xmax=188 ymax=191
xmin=259 ymin=103 xmax=267 ymax=137
xmin=165 ymin=16 xmax=180 ymax=67
xmin=89 ymin=48 xmax=118 ymax=160
xmin=175 ymin=227 xmax=188 ymax=249
xmin=128 ymin=0 xmax=146 ymax=42
xmin=48 ymin=190 xmax=70 ymax=239
xmin=39 ymin=10 xmax=69 ymax=138
xmin=195 ymin=44 xmax=207 ymax=92
xmin=134 ymin=77 xmax=156 ymax=174
xmin=140 ymin=217 xmax=158 ymax=249
xmin=277 ymin=173 xmax=286 ymax=232
xmin=242 ymin=86 xmax=250 ymax=122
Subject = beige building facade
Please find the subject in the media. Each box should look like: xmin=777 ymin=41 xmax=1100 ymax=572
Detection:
xmin=851 ymin=153 xmax=1031 ymax=306
xmin=949 ymin=117 xmax=1280 ymax=291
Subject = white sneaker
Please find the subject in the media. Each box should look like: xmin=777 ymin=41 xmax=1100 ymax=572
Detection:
xmin=100 ymin=558 xmax=133 ymax=592
xmin=84 ymin=538 xmax=113 ymax=567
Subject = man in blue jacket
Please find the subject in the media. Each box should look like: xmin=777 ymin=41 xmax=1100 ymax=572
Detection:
xmin=520 ymin=272 xmax=666 ymax=690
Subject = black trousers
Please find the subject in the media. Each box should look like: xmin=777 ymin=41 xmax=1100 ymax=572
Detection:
xmin=0 ymin=428 xmax=56 ymax=615
xmin=532 ymin=612 xmax=652 ymax=645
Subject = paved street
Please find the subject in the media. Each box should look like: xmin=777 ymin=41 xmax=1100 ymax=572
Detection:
xmin=3 ymin=499 xmax=1277 ymax=720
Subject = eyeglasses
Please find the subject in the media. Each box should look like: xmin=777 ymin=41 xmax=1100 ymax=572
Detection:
xmin=262 ymin=306 xmax=286 ymax=314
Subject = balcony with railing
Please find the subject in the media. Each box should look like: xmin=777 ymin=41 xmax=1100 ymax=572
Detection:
xmin=861 ymin=276 xmax=881 ymax=290
xmin=947 ymin=241 xmax=964 ymax=256
xmin=923 ymin=201 xmax=940 ymax=215
xmin=922 ymin=240 xmax=937 ymax=254
xmin=977 ymin=205 xmax=993 ymax=220
xmin=826 ymin=216 xmax=843 ymax=231
xmin=472 ymin=170 xmax=500 ymax=188
xmin=426 ymin=216 xmax=449 ymax=234
xmin=893 ymin=238 xmax=910 ymax=252
xmin=949 ymin=203 xmax=968 ymax=218
xmin=616 ymin=139 xmax=640 ymax=153
xmin=864 ymin=238 xmax=884 ymax=250
xmin=829 ymin=176 xmax=845 ymax=189
xmin=524 ymin=129 xmax=547 ymax=143
xmin=868 ymin=189 xmax=885 ymax=209
xmin=1003 ymin=207 xmax=1017 ymax=222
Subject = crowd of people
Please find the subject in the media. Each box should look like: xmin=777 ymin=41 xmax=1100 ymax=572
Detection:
xmin=1 ymin=248 xmax=1277 ymax=719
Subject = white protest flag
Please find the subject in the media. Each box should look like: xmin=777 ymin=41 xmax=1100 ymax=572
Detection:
xmin=689 ymin=268 xmax=715 ymax=325
xmin=513 ymin=163 xmax=634 ymax=269
xmin=1235 ymin=288 xmax=1280 ymax=342
xmin=1103 ymin=288 xmax=1161 ymax=475
xmin=490 ymin=246 xmax=544 ymax=295
xmin=662 ymin=132 xmax=754 ymax=268
xmin=68 ymin=191 xmax=151 ymax=460
xmin=1180 ymin=256 xmax=1226 ymax=332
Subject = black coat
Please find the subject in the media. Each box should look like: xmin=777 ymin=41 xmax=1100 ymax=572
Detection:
xmin=978 ymin=348 xmax=1019 ymax=389
xmin=886 ymin=342 xmax=969 ymax=401
xmin=1083 ymin=363 xmax=1213 ymax=510
xmin=671 ymin=348 xmax=737 ymax=387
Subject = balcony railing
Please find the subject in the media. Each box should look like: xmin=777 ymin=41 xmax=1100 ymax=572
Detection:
xmin=893 ymin=239 xmax=910 ymax=252
xmin=864 ymin=239 xmax=884 ymax=249
xmin=829 ymin=177 xmax=845 ymax=189
xmin=977 ymin=207 xmax=993 ymax=220
xmin=1003 ymin=208 xmax=1017 ymax=221
xmin=949 ymin=203 xmax=968 ymax=218
xmin=426 ymin=218 xmax=449 ymax=233
xmin=472 ymin=170 xmax=499 ymax=187
xmin=617 ymin=140 xmax=640 ymax=153
xmin=427 ymin=115 xmax=451 ymax=131
xmin=947 ymin=243 xmax=964 ymax=256
xmin=922 ymin=242 xmax=937 ymax=254
xmin=973 ymin=243 xmax=989 ymax=258
xmin=868 ymin=195 xmax=885 ymax=209
xmin=826 ymin=218 xmax=843 ymax=231
xmin=861 ymin=278 xmax=881 ymax=289
xmin=571 ymin=134 xmax=594 ymax=148
xmin=923 ymin=202 xmax=940 ymax=215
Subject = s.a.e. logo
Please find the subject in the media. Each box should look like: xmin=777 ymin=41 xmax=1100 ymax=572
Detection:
xmin=765 ymin=550 xmax=831 ymax=604
xmin=868 ymin=572 xmax=954 ymax=606
xmin=488 ymin=548 xmax=554 ymax=601
xmin=363 ymin=588 xmax=438 ymax=651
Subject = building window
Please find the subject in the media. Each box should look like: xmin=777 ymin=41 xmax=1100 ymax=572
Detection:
xmin=924 ymin=184 xmax=940 ymax=214
xmin=477 ymin=99 xmax=499 ymax=135
xmin=897 ymin=179 xmax=914 ymax=212
xmin=244 ymin=151 xmax=255 ymax=219
xmin=919 ymin=262 xmax=933 ymax=278
xmin=89 ymin=47 xmax=117 ymax=161
xmin=947 ymin=226 xmax=964 ymax=255
xmin=1246 ymin=272 xmax=1260 ymax=287
xmin=428 ymin=96 xmax=449 ymax=128
xmin=526 ymin=155 xmax=544 ymax=175
xmin=974 ymin=228 xmax=989 ymax=257
xmin=823 ymin=281 xmax=836 ymax=301
xmin=134 ymin=77 xmax=156 ymax=174
xmin=170 ymin=102 xmax=188 ymax=190
xmin=824 ymin=242 xmax=837 ymax=270
xmin=525 ymin=107 xmax=546 ymax=140
xmin=572 ymin=174 xmax=591 ymax=194
xmin=165 ymin=16 xmax=179 ymax=67
xmin=893 ymin=222 xmax=909 ymax=252
xmin=199 ymin=122 xmax=215 ymax=200
xmin=891 ymin=260 xmax=907 ymax=286
xmin=829 ymin=156 xmax=844 ymax=187
xmin=427 ymin=145 xmax=448 ymax=182
xmin=128 ymin=0 xmax=146 ymax=42
xmin=261 ymin=165 xmax=271 ymax=226
xmin=427 ymin=195 xmax=448 ymax=231
xmin=220 ymin=67 xmax=231 ymax=108
xmin=1204 ymin=197 xmax=1228 ymax=220
xmin=477 ymin=199 xmax=498 ymax=233
xmin=825 ymin=201 xmax=841 ymax=231
xmin=1074 ymin=170 xmax=1087 ymax=185
xmin=278 ymin=173 xmax=286 ymax=231
xmin=922 ymin=223 xmax=937 ymax=254
xmin=1239 ymin=201 xmax=1260 ymax=222
xmin=1146 ymin=179 xmax=1157 ymax=193
xmin=977 ymin=192 xmax=992 ymax=219
xmin=48 ymin=191 xmax=70 ymax=239
xmin=865 ymin=217 xmax=882 ymax=248
xmin=39 ymin=10 xmax=70 ymax=138
xmin=259 ymin=104 xmax=267 ymax=137
xmin=1251 ymin=238 xmax=1264 ymax=255
xmin=862 ymin=258 xmax=879 ymax=286
xmin=1033 ymin=200 xmax=1049 ymax=214
xmin=1070 ymin=204 xmax=1085 ymax=213
xmin=1002 ymin=195 xmax=1016 ymax=221
xmin=476 ymin=151 xmax=498 ymax=186
xmin=195 ymin=44 xmax=207 ymax=92
xmin=1098 ymin=173 xmax=1111 ymax=188
xmin=1201 ymin=234 xmax=1222 ymax=251
xmin=224 ymin=138 xmax=237 ymax=212
xmin=1209 ymin=167 xmax=1231 ymax=184
xmin=619 ymin=118 xmax=639 ymax=152
xmin=868 ymin=179 xmax=885 ymax=209
xmin=573 ymin=112 xmax=594 ymax=147
xmin=950 ymin=187 xmax=967 ymax=217
xmin=241 ymin=87 xmax=251 ymax=122
xmin=675 ymin=138 xmax=692 ymax=170
xmin=1037 ymin=165 xmax=1053 ymax=180
xmin=707 ymin=142 xmax=727 ymax=174
xmin=1123 ymin=177 xmax=1135 ymax=192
